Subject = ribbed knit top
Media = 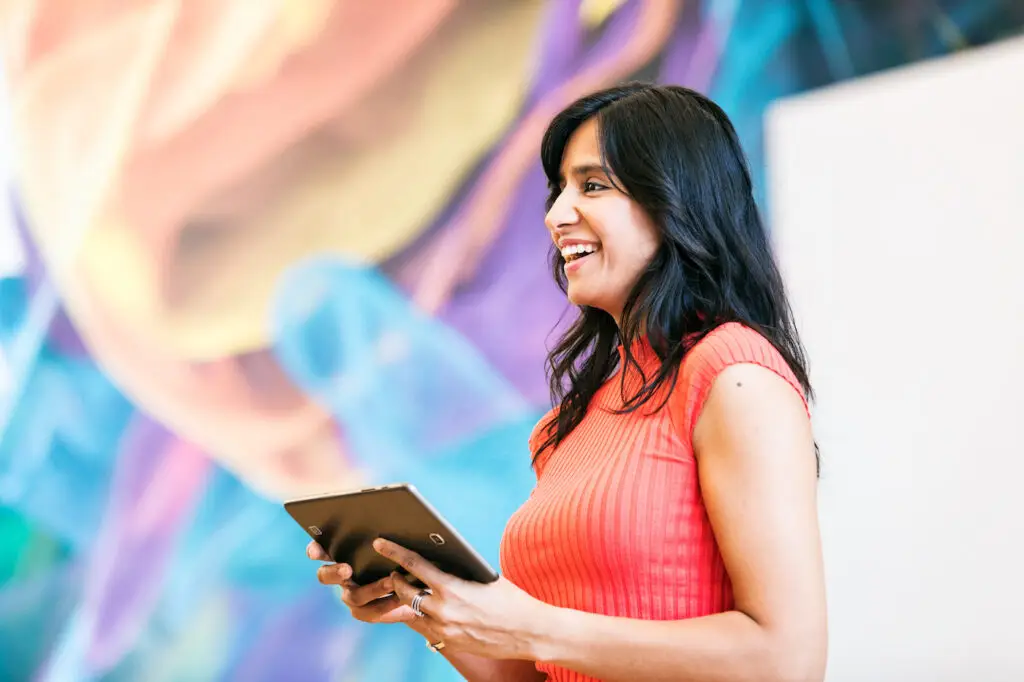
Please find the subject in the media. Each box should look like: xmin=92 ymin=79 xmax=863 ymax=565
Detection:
xmin=499 ymin=323 xmax=809 ymax=682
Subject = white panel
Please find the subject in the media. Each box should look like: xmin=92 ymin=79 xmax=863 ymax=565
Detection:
xmin=766 ymin=35 xmax=1024 ymax=682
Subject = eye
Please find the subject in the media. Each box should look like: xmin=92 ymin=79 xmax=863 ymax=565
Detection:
xmin=582 ymin=180 xmax=608 ymax=193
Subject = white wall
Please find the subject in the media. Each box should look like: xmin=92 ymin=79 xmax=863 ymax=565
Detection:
xmin=766 ymin=35 xmax=1024 ymax=682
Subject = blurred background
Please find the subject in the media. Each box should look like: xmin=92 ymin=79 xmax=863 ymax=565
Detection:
xmin=1 ymin=1 xmax=1022 ymax=681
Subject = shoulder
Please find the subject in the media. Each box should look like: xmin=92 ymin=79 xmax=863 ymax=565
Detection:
xmin=681 ymin=322 xmax=802 ymax=387
xmin=669 ymin=322 xmax=810 ymax=442
xmin=527 ymin=407 xmax=558 ymax=479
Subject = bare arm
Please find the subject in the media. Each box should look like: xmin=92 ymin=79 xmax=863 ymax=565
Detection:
xmin=525 ymin=363 xmax=827 ymax=681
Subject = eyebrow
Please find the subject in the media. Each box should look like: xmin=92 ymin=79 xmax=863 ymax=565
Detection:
xmin=557 ymin=163 xmax=610 ymax=184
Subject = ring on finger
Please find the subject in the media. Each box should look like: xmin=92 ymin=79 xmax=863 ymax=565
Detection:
xmin=410 ymin=588 xmax=432 ymax=618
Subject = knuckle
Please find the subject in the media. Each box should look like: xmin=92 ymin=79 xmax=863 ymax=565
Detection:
xmin=348 ymin=588 xmax=371 ymax=607
xmin=438 ymin=604 xmax=457 ymax=624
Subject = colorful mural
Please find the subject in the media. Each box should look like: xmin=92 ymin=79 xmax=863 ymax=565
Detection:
xmin=1 ymin=1 xmax=1021 ymax=680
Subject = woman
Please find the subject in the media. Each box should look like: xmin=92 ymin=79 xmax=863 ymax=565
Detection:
xmin=309 ymin=83 xmax=827 ymax=682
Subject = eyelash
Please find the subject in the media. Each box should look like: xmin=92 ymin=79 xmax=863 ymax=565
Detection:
xmin=546 ymin=180 xmax=607 ymax=207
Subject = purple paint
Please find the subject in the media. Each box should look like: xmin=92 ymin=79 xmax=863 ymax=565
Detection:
xmin=526 ymin=0 xmax=587 ymax=103
xmin=659 ymin=1 xmax=706 ymax=84
xmin=677 ymin=1 xmax=738 ymax=93
xmin=80 ymin=415 xmax=210 ymax=673
xmin=229 ymin=591 xmax=360 ymax=681
xmin=420 ymin=1 xmax=655 ymax=404
xmin=437 ymin=166 xmax=570 ymax=406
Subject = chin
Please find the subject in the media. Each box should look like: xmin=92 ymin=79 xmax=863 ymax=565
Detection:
xmin=566 ymin=286 xmax=589 ymax=307
xmin=567 ymin=287 xmax=605 ymax=313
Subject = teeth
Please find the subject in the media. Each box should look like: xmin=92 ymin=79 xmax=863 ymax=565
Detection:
xmin=560 ymin=243 xmax=600 ymax=261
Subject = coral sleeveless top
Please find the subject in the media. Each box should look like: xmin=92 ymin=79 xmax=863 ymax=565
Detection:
xmin=499 ymin=323 xmax=808 ymax=682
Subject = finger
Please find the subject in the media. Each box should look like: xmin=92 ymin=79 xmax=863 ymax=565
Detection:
xmin=306 ymin=542 xmax=330 ymax=561
xmin=317 ymin=563 xmax=353 ymax=585
xmin=373 ymin=538 xmax=446 ymax=588
xmin=406 ymin=613 xmax=446 ymax=640
xmin=391 ymin=572 xmax=438 ymax=617
xmin=343 ymin=575 xmax=396 ymax=608
xmin=350 ymin=594 xmax=415 ymax=624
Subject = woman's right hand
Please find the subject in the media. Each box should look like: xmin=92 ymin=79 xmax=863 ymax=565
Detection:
xmin=308 ymin=541 xmax=419 ymax=625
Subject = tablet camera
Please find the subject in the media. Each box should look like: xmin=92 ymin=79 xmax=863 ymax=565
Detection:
xmin=429 ymin=533 xmax=446 ymax=546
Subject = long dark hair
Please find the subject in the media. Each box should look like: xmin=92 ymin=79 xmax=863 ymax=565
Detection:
xmin=535 ymin=82 xmax=816 ymax=470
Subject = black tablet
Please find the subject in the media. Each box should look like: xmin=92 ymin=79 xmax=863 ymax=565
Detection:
xmin=285 ymin=483 xmax=500 ymax=586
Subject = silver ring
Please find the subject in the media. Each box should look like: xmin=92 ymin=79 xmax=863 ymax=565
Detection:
xmin=410 ymin=588 xmax=431 ymax=618
xmin=427 ymin=639 xmax=446 ymax=653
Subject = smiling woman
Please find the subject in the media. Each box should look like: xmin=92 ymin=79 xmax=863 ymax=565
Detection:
xmin=310 ymin=83 xmax=826 ymax=682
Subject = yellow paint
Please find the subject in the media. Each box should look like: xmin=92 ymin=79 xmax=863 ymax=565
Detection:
xmin=580 ymin=0 xmax=628 ymax=29
xmin=16 ymin=1 xmax=546 ymax=359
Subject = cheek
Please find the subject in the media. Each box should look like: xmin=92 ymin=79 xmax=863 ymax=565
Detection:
xmin=606 ymin=235 xmax=658 ymax=276
xmin=598 ymin=212 xmax=659 ymax=265
xmin=637 ymin=218 xmax=661 ymax=258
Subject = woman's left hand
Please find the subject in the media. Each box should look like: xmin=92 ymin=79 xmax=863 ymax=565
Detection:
xmin=372 ymin=538 xmax=551 ymax=661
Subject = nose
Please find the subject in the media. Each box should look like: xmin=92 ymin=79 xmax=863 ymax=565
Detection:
xmin=544 ymin=188 xmax=580 ymax=234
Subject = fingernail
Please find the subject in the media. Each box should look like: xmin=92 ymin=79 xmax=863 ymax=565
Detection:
xmin=373 ymin=539 xmax=385 ymax=551
xmin=337 ymin=564 xmax=352 ymax=579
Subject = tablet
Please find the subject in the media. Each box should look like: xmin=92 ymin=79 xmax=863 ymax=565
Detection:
xmin=284 ymin=483 xmax=500 ymax=586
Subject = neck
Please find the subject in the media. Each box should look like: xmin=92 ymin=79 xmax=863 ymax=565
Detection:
xmin=615 ymin=314 xmax=646 ymax=339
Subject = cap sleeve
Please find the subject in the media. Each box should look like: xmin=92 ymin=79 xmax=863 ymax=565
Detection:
xmin=668 ymin=322 xmax=810 ymax=442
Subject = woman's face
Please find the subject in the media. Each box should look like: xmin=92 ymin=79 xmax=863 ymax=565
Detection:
xmin=545 ymin=118 xmax=660 ymax=324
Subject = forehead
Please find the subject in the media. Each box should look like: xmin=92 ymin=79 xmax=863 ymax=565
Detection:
xmin=561 ymin=117 xmax=602 ymax=169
